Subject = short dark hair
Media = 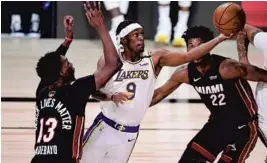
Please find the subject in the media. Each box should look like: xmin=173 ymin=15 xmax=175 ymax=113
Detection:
xmin=116 ymin=20 xmax=137 ymax=36
xmin=36 ymin=52 xmax=62 ymax=84
xmin=182 ymin=25 xmax=214 ymax=46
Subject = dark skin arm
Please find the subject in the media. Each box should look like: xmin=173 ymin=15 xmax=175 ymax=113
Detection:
xmin=92 ymin=56 xmax=131 ymax=104
xmin=55 ymin=15 xmax=74 ymax=56
xmin=150 ymin=65 xmax=189 ymax=107
xmin=84 ymin=2 xmax=121 ymax=90
xmin=219 ymin=59 xmax=267 ymax=83
xmin=236 ymin=24 xmax=263 ymax=64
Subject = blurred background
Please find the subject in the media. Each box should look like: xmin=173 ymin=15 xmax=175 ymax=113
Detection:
xmin=1 ymin=1 xmax=267 ymax=40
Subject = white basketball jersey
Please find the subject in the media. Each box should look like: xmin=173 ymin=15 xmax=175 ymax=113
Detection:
xmin=100 ymin=50 xmax=156 ymax=126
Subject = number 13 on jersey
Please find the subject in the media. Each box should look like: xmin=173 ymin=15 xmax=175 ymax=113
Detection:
xmin=126 ymin=82 xmax=136 ymax=100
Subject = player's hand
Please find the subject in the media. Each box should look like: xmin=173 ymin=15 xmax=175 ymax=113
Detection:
xmin=64 ymin=15 xmax=74 ymax=39
xmin=84 ymin=1 xmax=104 ymax=30
xmin=112 ymin=92 xmax=133 ymax=106
xmin=218 ymin=33 xmax=235 ymax=41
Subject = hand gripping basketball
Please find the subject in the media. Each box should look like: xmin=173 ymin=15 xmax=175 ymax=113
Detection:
xmin=63 ymin=15 xmax=74 ymax=39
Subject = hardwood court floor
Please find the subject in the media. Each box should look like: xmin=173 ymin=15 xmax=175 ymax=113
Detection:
xmin=1 ymin=39 xmax=266 ymax=163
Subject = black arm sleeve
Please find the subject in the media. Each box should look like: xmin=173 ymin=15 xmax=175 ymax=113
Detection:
xmin=55 ymin=44 xmax=69 ymax=56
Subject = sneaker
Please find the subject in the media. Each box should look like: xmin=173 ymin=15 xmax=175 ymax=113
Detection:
xmin=154 ymin=18 xmax=172 ymax=44
xmin=172 ymin=23 xmax=187 ymax=47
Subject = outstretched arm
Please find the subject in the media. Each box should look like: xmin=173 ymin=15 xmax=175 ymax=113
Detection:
xmin=84 ymin=2 xmax=121 ymax=90
xmin=155 ymin=34 xmax=230 ymax=67
xmin=236 ymin=24 xmax=263 ymax=64
xmin=219 ymin=59 xmax=267 ymax=83
xmin=150 ymin=65 xmax=189 ymax=107
xmin=236 ymin=29 xmax=250 ymax=64
xmin=55 ymin=15 xmax=74 ymax=56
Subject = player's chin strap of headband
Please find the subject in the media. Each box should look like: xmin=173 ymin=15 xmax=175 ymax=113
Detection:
xmin=116 ymin=23 xmax=143 ymax=53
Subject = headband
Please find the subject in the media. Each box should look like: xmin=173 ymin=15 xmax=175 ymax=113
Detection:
xmin=116 ymin=23 xmax=143 ymax=38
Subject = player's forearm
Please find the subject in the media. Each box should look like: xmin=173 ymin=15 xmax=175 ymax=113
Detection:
xmin=236 ymin=30 xmax=250 ymax=64
xmin=184 ymin=36 xmax=224 ymax=63
xmin=245 ymin=65 xmax=267 ymax=83
xmin=161 ymin=36 xmax=224 ymax=67
xmin=92 ymin=91 xmax=111 ymax=101
xmin=150 ymin=89 xmax=165 ymax=107
xmin=55 ymin=38 xmax=73 ymax=56
xmin=97 ymin=26 xmax=119 ymax=67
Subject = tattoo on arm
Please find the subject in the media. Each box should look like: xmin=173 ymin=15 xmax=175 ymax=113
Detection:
xmin=236 ymin=30 xmax=250 ymax=63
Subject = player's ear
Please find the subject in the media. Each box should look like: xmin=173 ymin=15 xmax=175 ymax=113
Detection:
xmin=121 ymin=37 xmax=127 ymax=45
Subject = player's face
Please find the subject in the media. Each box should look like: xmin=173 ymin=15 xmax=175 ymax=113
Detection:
xmin=126 ymin=28 xmax=145 ymax=53
xmin=60 ymin=56 xmax=75 ymax=81
xmin=187 ymin=38 xmax=209 ymax=64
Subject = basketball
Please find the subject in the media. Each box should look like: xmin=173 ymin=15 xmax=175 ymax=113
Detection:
xmin=213 ymin=2 xmax=246 ymax=36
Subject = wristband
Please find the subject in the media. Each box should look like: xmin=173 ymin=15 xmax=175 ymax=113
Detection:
xmin=65 ymin=37 xmax=73 ymax=41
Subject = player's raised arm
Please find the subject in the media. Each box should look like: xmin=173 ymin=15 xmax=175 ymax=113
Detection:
xmin=55 ymin=15 xmax=74 ymax=56
xmin=236 ymin=28 xmax=250 ymax=64
xmin=156 ymin=34 xmax=231 ymax=67
xmin=150 ymin=65 xmax=189 ymax=107
xmin=84 ymin=1 xmax=121 ymax=90
xmin=219 ymin=59 xmax=267 ymax=83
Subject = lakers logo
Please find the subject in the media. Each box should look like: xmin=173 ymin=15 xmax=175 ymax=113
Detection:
xmin=115 ymin=69 xmax=149 ymax=81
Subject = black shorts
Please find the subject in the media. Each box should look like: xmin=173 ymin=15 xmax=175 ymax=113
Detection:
xmin=178 ymin=119 xmax=258 ymax=163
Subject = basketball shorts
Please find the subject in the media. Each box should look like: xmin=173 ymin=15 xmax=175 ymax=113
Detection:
xmin=254 ymin=31 xmax=267 ymax=147
xmin=81 ymin=112 xmax=139 ymax=163
xmin=256 ymin=82 xmax=267 ymax=147
xmin=178 ymin=119 xmax=258 ymax=163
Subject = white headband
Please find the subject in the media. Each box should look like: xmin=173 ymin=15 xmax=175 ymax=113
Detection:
xmin=116 ymin=23 xmax=143 ymax=38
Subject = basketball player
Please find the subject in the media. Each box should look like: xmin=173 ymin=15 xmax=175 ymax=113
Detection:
xmin=150 ymin=25 xmax=267 ymax=163
xmin=81 ymin=19 xmax=232 ymax=162
xmin=31 ymin=2 xmax=121 ymax=163
xmin=236 ymin=24 xmax=267 ymax=148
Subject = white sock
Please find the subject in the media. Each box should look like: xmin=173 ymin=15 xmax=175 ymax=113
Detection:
xmin=177 ymin=10 xmax=189 ymax=27
xmin=159 ymin=5 xmax=170 ymax=22
xmin=119 ymin=1 xmax=129 ymax=15
xmin=111 ymin=15 xmax=124 ymax=31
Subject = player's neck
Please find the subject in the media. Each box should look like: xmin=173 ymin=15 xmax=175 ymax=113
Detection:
xmin=122 ymin=50 xmax=141 ymax=62
xmin=196 ymin=63 xmax=211 ymax=75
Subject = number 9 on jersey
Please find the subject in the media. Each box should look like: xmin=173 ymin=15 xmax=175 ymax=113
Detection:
xmin=126 ymin=82 xmax=136 ymax=100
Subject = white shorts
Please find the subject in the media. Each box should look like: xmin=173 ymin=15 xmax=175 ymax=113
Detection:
xmin=256 ymin=82 xmax=267 ymax=147
xmin=256 ymin=82 xmax=267 ymax=131
xmin=254 ymin=32 xmax=267 ymax=69
xmin=81 ymin=113 xmax=139 ymax=163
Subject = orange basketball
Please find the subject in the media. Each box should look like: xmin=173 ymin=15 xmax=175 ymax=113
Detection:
xmin=213 ymin=2 xmax=246 ymax=36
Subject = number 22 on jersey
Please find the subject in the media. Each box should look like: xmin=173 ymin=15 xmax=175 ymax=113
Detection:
xmin=37 ymin=118 xmax=58 ymax=143
xmin=210 ymin=93 xmax=226 ymax=106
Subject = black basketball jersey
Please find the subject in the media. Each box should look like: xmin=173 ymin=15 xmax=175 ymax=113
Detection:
xmin=188 ymin=55 xmax=257 ymax=124
xmin=31 ymin=75 xmax=96 ymax=163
